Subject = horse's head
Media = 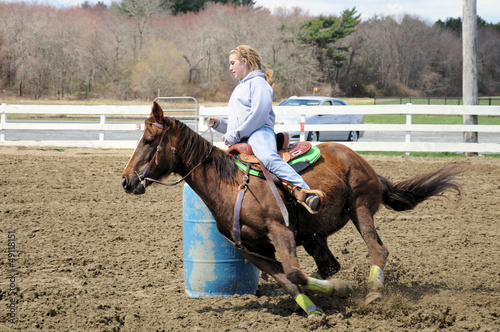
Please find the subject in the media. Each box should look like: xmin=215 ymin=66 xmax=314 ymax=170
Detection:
xmin=122 ymin=101 xmax=176 ymax=194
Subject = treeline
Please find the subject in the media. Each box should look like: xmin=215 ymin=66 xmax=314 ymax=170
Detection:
xmin=0 ymin=1 xmax=499 ymax=101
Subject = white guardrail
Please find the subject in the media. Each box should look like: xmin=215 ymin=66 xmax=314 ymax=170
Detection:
xmin=1 ymin=103 xmax=499 ymax=153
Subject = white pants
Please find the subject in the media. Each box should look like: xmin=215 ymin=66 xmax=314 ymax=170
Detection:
xmin=246 ymin=126 xmax=310 ymax=189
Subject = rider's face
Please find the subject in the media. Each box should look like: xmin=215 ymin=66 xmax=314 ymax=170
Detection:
xmin=229 ymin=53 xmax=250 ymax=81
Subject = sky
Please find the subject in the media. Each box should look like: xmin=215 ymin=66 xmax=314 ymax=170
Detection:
xmin=6 ymin=0 xmax=500 ymax=24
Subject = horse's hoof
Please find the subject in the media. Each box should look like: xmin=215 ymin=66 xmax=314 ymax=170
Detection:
xmin=365 ymin=290 xmax=383 ymax=305
xmin=330 ymin=279 xmax=353 ymax=298
xmin=307 ymin=311 xmax=324 ymax=319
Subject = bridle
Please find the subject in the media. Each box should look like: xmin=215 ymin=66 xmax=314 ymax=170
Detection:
xmin=135 ymin=120 xmax=215 ymax=188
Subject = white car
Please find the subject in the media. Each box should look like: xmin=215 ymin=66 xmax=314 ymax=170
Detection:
xmin=275 ymin=96 xmax=364 ymax=141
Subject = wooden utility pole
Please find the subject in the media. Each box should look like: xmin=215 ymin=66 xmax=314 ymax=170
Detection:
xmin=463 ymin=0 xmax=478 ymax=156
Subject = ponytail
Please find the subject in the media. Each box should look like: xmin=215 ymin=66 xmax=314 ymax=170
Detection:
xmin=264 ymin=68 xmax=275 ymax=89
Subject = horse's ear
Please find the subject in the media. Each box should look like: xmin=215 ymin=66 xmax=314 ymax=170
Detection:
xmin=150 ymin=101 xmax=164 ymax=124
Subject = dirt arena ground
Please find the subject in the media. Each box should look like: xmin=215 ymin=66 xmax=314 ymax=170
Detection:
xmin=0 ymin=146 xmax=499 ymax=331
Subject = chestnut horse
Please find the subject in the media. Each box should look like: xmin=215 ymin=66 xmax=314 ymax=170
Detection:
xmin=122 ymin=102 xmax=461 ymax=317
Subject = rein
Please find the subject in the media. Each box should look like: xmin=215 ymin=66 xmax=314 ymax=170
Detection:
xmin=135 ymin=123 xmax=215 ymax=188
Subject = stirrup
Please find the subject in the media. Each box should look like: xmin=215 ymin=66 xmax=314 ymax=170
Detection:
xmin=306 ymin=195 xmax=321 ymax=211
xmin=298 ymin=189 xmax=326 ymax=214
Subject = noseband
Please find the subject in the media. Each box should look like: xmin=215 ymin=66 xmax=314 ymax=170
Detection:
xmin=135 ymin=121 xmax=214 ymax=188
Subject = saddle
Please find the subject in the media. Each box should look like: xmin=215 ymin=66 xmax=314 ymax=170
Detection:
xmin=227 ymin=132 xmax=325 ymax=214
xmin=228 ymin=133 xmax=315 ymax=173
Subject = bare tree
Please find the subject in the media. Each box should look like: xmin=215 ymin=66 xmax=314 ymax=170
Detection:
xmin=130 ymin=39 xmax=188 ymax=99
xmin=271 ymin=7 xmax=321 ymax=97
xmin=117 ymin=0 xmax=166 ymax=61
xmin=345 ymin=14 xmax=462 ymax=97
xmin=0 ymin=2 xmax=38 ymax=96
xmin=477 ymin=27 xmax=500 ymax=95
xmin=97 ymin=10 xmax=136 ymax=99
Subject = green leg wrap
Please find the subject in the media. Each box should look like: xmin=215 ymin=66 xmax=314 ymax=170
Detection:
xmin=305 ymin=277 xmax=335 ymax=297
xmin=295 ymin=293 xmax=323 ymax=316
xmin=367 ymin=265 xmax=384 ymax=290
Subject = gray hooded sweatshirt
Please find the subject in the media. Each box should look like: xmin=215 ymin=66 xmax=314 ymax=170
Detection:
xmin=213 ymin=70 xmax=275 ymax=145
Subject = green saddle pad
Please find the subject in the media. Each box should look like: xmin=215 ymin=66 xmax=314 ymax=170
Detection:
xmin=234 ymin=145 xmax=321 ymax=178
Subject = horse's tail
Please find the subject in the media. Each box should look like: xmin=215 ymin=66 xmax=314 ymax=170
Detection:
xmin=378 ymin=164 xmax=463 ymax=212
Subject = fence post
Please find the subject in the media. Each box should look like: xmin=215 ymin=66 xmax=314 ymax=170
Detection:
xmin=405 ymin=104 xmax=412 ymax=156
xmin=198 ymin=106 xmax=205 ymax=134
xmin=99 ymin=113 xmax=106 ymax=143
xmin=299 ymin=114 xmax=306 ymax=141
xmin=1 ymin=103 xmax=6 ymax=142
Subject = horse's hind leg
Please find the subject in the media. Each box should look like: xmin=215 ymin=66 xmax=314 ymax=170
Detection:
xmin=303 ymin=236 xmax=353 ymax=299
xmin=351 ymin=205 xmax=389 ymax=304
xmin=303 ymin=236 xmax=340 ymax=279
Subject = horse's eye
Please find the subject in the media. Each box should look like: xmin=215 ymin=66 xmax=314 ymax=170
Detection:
xmin=144 ymin=138 xmax=154 ymax=145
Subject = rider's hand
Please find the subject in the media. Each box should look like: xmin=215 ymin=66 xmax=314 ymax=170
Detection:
xmin=208 ymin=117 xmax=218 ymax=128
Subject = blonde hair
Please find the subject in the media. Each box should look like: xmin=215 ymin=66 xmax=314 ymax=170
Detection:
xmin=230 ymin=45 xmax=274 ymax=88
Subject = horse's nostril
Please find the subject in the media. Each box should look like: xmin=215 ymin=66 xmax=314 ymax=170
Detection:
xmin=121 ymin=176 xmax=128 ymax=189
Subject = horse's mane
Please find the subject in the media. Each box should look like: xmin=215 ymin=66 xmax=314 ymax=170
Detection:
xmin=168 ymin=117 xmax=239 ymax=185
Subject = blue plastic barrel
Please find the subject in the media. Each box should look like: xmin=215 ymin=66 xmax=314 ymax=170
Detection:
xmin=183 ymin=184 xmax=260 ymax=297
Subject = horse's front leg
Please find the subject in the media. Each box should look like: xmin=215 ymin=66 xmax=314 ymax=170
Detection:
xmin=241 ymin=249 xmax=323 ymax=318
xmin=266 ymin=222 xmax=306 ymax=285
xmin=266 ymin=222 xmax=352 ymax=307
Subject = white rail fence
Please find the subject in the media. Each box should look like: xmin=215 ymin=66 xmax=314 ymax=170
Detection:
xmin=1 ymin=103 xmax=499 ymax=153
xmin=201 ymin=104 xmax=500 ymax=154
xmin=0 ymin=104 xmax=152 ymax=149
